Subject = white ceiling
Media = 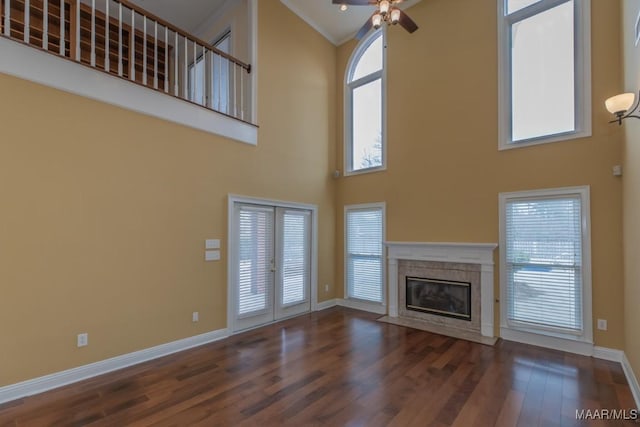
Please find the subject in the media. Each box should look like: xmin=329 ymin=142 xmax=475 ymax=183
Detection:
xmin=281 ymin=0 xmax=423 ymax=46
xmin=129 ymin=0 xmax=422 ymax=46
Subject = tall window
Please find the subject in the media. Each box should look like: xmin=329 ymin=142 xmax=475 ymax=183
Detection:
xmin=345 ymin=31 xmax=385 ymax=174
xmin=499 ymin=187 xmax=592 ymax=345
xmin=345 ymin=204 xmax=385 ymax=304
xmin=498 ymin=0 xmax=591 ymax=149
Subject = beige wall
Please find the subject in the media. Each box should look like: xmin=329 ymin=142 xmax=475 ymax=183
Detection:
xmin=623 ymin=0 xmax=640 ymax=379
xmin=0 ymin=0 xmax=336 ymax=386
xmin=335 ymin=0 xmax=625 ymax=348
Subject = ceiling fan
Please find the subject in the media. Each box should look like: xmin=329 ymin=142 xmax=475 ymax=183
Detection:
xmin=334 ymin=0 xmax=419 ymax=40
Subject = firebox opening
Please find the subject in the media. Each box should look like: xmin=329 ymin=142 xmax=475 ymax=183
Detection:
xmin=406 ymin=277 xmax=471 ymax=321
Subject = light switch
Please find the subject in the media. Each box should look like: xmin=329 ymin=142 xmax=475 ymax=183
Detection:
xmin=205 ymin=250 xmax=220 ymax=261
xmin=205 ymin=239 xmax=220 ymax=249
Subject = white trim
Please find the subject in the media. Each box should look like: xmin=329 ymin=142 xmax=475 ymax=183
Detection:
xmin=497 ymin=0 xmax=592 ymax=150
xmin=500 ymin=327 xmax=593 ymax=356
xmin=499 ymin=186 xmax=593 ymax=345
xmin=315 ymin=299 xmax=338 ymax=311
xmin=593 ymin=346 xmax=624 ymax=363
xmin=385 ymin=242 xmax=497 ymax=338
xmin=248 ymin=0 xmax=258 ymax=124
xmin=623 ymin=353 xmax=640 ymax=410
xmin=337 ymin=298 xmax=387 ymax=315
xmin=0 ymin=328 xmax=228 ymax=405
xmin=0 ymin=37 xmax=257 ymax=145
xmin=344 ymin=202 xmax=387 ymax=306
xmin=343 ymin=29 xmax=387 ymax=176
xmin=227 ymin=194 xmax=318 ymax=333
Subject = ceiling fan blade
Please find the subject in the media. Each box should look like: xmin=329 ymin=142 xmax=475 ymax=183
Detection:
xmin=397 ymin=9 xmax=419 ymax=33
xmin=355 ymin=14 xmax=374 ymax=40
xmin=332 ymin=0 xmax=376 ymax=5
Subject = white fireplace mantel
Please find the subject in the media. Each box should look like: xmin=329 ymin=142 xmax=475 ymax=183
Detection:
xmin=385 ymin=242 xmax=498 ymax=338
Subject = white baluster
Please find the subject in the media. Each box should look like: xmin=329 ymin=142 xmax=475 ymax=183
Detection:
xmin=117 ymin=2 xmax=122 ymax=76
xmin=24 ymin=0 xmax=29 ymax=43
xmin=75 ymin=0 xmax=80 ymax=61
xmin=3 ymin=0 xmax=10 ymax=37
xmin=240 ymin=68 xmax=244 ymax=121
xmin=164 ymin=26 xmax=168 ymax=93
xmin=183 ymin=36 xmax=187 ymax=99
xmin=43 ymin=0 xmax=48 ymax=49
xmin=217 ymin=53 xmax=222 ymax=112
xmin=104 ymin=0 xmax=109 ymax=71
xmin=202 ymin=48 xmax=207 ymax=106
xmin=129 ymin=9 xmax=134 ymax=80
xmin=59 ymin=0 xmax=65 ymax=56
xmin=174 ymin=31 xmax=178 ymax=96
xmin=90 ymin=0 xmax=95 ymax=66
xmin=153 ymin=20 xmax=158 ymax=89
xmin=193 ymin=41 xmax=197 ymax=103
xmin=233 ymin=64 xmax=237 ymax=118
xmin=142 ymin=16 xmax=146 ymax=85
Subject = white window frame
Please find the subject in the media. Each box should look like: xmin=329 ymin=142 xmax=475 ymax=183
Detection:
xmin=344 ymin=202 xmax=386 ymax=313
xmin=344 ymin=29 xmax=387 ymax=176
xmin=499 ymin=186 xmax=593 ymax=355
xmin=497 ymin=0 xmax=591 ymax=150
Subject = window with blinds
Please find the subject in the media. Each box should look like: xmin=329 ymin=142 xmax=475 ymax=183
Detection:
xmin=346 ymin=205 xmax=384 ymax=303
xmin=502 ymin=188 xmax=590 ymax=337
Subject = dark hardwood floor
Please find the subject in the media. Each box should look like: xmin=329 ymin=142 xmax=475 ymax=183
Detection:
xmin=0 ymin=307 xmax=637 ymax=426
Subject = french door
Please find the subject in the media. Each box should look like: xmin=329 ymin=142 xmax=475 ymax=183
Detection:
xmin=232 ymin=203 xmax=312 ymax=331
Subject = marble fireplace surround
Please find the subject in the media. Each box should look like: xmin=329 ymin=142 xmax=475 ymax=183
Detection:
xmin=386 ymin=242 xmax=498 ymax=340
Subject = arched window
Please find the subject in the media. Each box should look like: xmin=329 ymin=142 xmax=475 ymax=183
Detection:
xmin=345 ymin=30 xmax=385 ymax=174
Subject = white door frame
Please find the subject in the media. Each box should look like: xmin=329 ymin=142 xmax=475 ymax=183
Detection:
xmin=227 ymin=194 xmax=318 ymax=333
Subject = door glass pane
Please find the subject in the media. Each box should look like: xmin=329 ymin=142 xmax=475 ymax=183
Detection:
xmin=189 ymin=56 xmax=205 ymax=105
xmin=351 ymin=34 xmax=383 ymax=82
xmin=352 ymin=78 xmax=382 ymax=171
xmin=238 ymin=206 xmax=273 ymax=316
xmin=511 ymin=1 xmax=575 ymax=141
xmin=213 ymin=33 xmax=231 ymax=114
xmin=281 ymin=211 xmax=310 ymax=306
xmin=506 ymin=0 xmax=540 ymax=15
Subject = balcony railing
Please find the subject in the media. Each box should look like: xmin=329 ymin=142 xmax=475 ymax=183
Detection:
xmin=0 ymin=0 xmax=252 ymax=122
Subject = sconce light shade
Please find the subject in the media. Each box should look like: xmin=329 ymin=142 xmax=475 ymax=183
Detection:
xmin=605 ymin=91 xmax=640 ymax=125
xmin=605 ymin=93 xmax=635 ymax=114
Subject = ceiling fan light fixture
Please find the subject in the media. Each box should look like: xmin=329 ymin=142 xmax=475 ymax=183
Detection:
xmin=390 ymin=8 xmax=401 ymax=24
xmin=372 ymin=12 xmax=383 ymax=29
xmin=379 ymin=0 xmax=390 ymax=16
xmin=339 ymin=3 xmax=348 ymax=11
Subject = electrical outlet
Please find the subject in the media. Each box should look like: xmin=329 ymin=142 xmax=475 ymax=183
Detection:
xmin=192 ymin=312 xmax=199 ymax=322
xmin=597 ymin=319 xmax=607 ymax=331
xmin=324 ymin=284 xmax=329 ymax=292
xmin=77 ymin=333 xmax=88 ymax=347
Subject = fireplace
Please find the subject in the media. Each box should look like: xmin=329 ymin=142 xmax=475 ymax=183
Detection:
xmin=384 ymin=242 xmax=498 ymax=344
xmin=406 ymin=277 xmax=471 ymax=321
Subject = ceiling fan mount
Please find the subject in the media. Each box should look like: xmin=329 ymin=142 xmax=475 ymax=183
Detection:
xmin=333 ymin=0 xmax=419 ymax=40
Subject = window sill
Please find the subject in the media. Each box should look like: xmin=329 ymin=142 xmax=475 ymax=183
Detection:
xmin=343 ymin=165 xmax=387 ymax=177
xmin=498 ymin=129 xmax=592 ymax=151
xmin=0 ymin=36 xmax=257 ymax=145
xmin=339 ymin=298 xmax=386 ymax=315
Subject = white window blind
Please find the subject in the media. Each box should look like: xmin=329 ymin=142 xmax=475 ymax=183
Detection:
xmin=505 ymin=195 xmax=583 ymax=333
xmin=346 ymin=206 xmax=383 ymax=303
xmin=237 ymin=204 xmax=274 ymax=317
xmin=280 ymin=210 xmax=310 ymax=306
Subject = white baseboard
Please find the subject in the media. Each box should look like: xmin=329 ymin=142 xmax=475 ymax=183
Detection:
xmin=500 ymin=327 xmax=594 ymax=356
xmin=315 ymin=299 xmax=338 ymax=311
xmin=337 ymin=298 xmax=387 ymax=315
xmin=622 ymin=353 xmax=640 ymax=410
xmin=0 ymin=328 xmax=229 ymax=405
xmin=593 ymin=346 xmax=624 ymax=362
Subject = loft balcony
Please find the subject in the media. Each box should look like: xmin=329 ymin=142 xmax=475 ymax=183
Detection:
xmin=0 ymin=0 xmax=257 ymax=144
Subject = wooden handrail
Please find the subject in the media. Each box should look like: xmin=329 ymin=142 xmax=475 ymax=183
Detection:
xmin=112 ymin=0 xmax=251 ymax=73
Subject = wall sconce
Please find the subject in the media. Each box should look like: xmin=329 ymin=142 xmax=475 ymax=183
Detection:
xmin=605 ymin=91 xmax=640 ymax=125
